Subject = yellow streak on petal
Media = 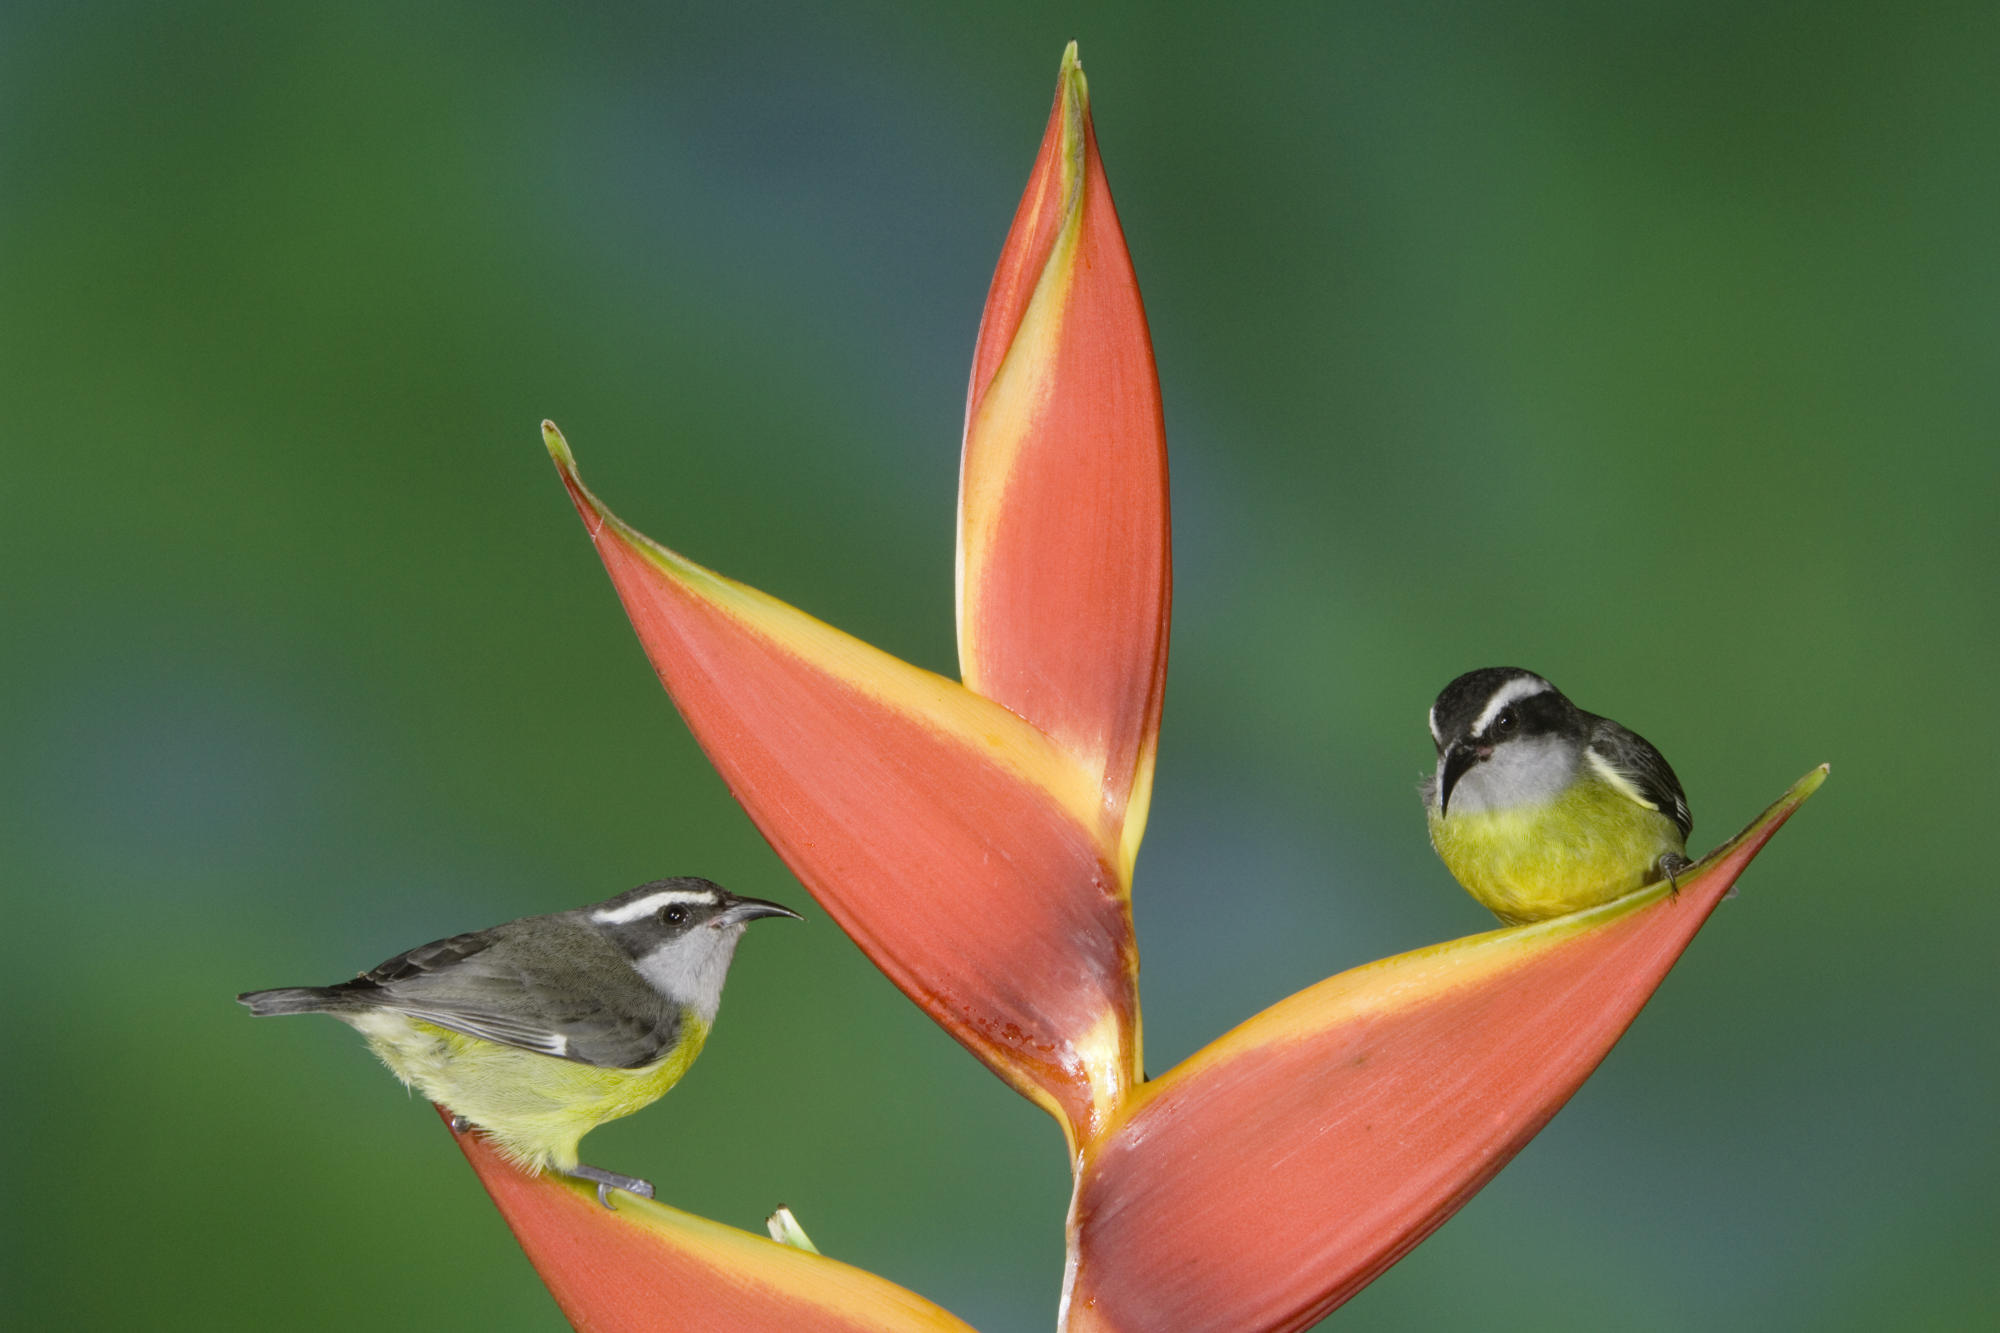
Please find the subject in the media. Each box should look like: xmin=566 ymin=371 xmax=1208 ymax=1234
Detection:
xmin=955 ymin=55 xmax=1090 ymax=690
xmin=545 ymin=422 xmax=1108 ymax=844
xmin=1069 ymin=1005 xmax=1137 ymax=1150
xmin=1115 ymin=728 xmax=1158 ymax=888
xmin=605 ymin=1193 xmax=974 ymax=1331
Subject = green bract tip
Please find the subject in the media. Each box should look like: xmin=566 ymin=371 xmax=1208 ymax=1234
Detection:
xmin=1060 ymin=40 xmax=1087 ymax=106
xmin=542 ymin=419 xmax=576 ymax=470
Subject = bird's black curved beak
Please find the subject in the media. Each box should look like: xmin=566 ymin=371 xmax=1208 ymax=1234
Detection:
xmin=1437 ymin=739 xmax=1486 ymax=818
xmin=716 ymin=894 xmax=804 ymax=927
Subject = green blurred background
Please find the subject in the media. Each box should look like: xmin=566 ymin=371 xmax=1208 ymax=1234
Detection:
xmin=5 ymin=1 xmax=1993 ymax=1328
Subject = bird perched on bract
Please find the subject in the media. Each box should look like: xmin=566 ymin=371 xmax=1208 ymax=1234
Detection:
xmin=1422 ymin=668 xmax=1692 ymax=925
xmin=238 ymin=877 xmax=799 ymax=1206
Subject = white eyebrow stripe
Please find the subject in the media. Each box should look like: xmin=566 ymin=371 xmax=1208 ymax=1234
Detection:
xmin=1471 ymin=675 xmax=1552 ymax=737
xmin=1428 ymin=702 xmax=1444 ymax=748
xmin=590 ymin=889 xmax=718 ymax=925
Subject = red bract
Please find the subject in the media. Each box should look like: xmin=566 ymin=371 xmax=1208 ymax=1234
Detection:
xmin=484 ymin=41 xmax=1828 ymax=1331
xmin=546 ymin=424 xmax=1134 ymax=1143
xmin=1061 ymin=769 xmax=1824 ymax=1332
xmin=443 ymin=1108 xmax=973 ymax=1332
xmin=958 ymin=44 xmax=1171 ymax=884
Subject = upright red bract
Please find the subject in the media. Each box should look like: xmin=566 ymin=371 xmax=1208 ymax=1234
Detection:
xmin=958 ymin=47 xmax=1171 ymax=889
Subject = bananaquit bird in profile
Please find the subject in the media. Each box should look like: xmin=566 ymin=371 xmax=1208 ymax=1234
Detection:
xmin=1423 ymin=667 xmax=1693 ymax=924
xmin=238 ymin=878 xmax=799 ymax=1206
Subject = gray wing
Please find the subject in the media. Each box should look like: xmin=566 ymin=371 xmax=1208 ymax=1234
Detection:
xmin=338 ymin=919 xmax=680 ymax=1069
xmin=1585 ymin=716 xmax=1693 ymax=840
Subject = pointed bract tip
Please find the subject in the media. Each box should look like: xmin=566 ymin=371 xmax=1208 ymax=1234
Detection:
xmin=542 ymin=419 xmax=576 ymax=471
xmin=1680 ymin=762 xmax=1827 ymax=885
xmin=1784 ymin=763 xmax=1830 ymax=805
xmin=1059 ymin=41 xmax=1088 ymax=107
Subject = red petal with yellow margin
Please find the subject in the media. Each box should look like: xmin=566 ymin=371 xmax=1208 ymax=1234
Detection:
xmin=546 ymin=424 xmax=1137 ymax=1145
xmin=442 ymin=1108 xmax=975 ymax=1332
xmin=958 ymin=42 xmax=1171 ymax=881
xmin=1061 ymin=768 xmax=1828 ymax=1333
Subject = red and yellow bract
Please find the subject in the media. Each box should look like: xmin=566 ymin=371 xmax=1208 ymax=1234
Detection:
xmin=1060 ymin=769 xmax=1824 ymax=1333
xmin=958 ymin=44 xmax=1171 ymax=892
xmin=444 ymin=1106 xmax=974 ymax=1332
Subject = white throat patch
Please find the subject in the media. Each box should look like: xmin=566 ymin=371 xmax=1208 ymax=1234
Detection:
xmin=1441 ymin=733 xmax=1577 ymax=815
xmin=590 ymin=888 xmax=719 ymax=926
xmin=634 ymin=927 xmax=742 ymax=1023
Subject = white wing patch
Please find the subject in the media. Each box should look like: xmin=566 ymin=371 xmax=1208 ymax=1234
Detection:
xmin=390 ymin=1007 xmax=574 ymax=1057
xmin=590 ymin=888 xmax=719 ymax=926
xmin=1471 ymin=674 xmax=1553 ymax=738
xmin=1585 ymin=748 xmax=1660 ymax=811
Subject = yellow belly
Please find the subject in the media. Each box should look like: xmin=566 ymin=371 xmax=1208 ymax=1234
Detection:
xmin=1427 ymin=779 xmax=1685 ymax=925
xmin=346 ymin=1013 xmax=706 ymax=1173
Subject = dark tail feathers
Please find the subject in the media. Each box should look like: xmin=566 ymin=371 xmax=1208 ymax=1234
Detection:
xmin=237 ymin=985 xmax=351 ymax=1016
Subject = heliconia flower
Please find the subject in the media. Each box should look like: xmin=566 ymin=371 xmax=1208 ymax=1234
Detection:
xmin=542 ymin=39 xmax=1162 ymax=1151
xmin=1059 ymin=767 xmax=1827 ymax=1333
xmin=442 ymin=1108 xmax=972 ymax=1333
xmin=494 ymin=39 xmax=1829 ymax=1333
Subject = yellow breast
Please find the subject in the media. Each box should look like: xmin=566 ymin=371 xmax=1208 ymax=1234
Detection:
xmin=346 ymin=1011 xmax=708 ymax=1173
xmin=1427 ymin=778 xmax=1684 ymax=924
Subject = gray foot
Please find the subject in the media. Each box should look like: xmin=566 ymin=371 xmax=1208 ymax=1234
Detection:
xmin=562 ymin=1162 xmax=656 ymax=1210
xmin=448 ymin=1115 xmax=470 ymax=1134
xmin=1658 ymin=852 xmax=1693 ymax=897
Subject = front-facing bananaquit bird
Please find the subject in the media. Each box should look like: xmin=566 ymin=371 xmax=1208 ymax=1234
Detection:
xmin=1423 ymin=668 xmax=1693 ymax=924
xmin=238 ymin=877 xmax=799 ymax=1206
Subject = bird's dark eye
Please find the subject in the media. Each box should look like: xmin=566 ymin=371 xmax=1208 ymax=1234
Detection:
xmin=660 ymin=904 xmax=688 ymax=926
xmin=1492 ymin=708 xmax=1517 ymax=737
